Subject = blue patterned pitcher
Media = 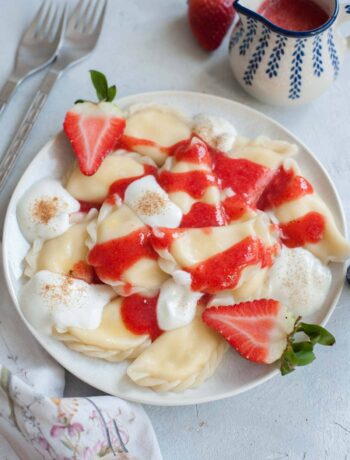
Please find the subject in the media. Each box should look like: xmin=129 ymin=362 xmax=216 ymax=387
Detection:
xmin=229 ymin=0 xmax=350 ymax=106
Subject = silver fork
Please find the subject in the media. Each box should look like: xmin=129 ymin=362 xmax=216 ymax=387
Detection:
xmin=0 ymin=1 xmax=65 ymax=115
xmin=0 ymin=0 xmax=107 ymax=193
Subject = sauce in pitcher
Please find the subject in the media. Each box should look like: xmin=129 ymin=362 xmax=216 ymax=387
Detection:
xmin=258 ymin=0 xmax=329 ymax=31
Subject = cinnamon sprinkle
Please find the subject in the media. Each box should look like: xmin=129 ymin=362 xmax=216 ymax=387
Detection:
xmin=41 ymin=276 xmax=86 ymax=308
xmin=32 ymin=196 xmax=60 ymax=224
xmin=135 ymin=191 xmax=167 ymax=216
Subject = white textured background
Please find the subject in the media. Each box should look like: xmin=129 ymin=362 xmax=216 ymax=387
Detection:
xmin=0 ymin=1 xmax=350 ymax=459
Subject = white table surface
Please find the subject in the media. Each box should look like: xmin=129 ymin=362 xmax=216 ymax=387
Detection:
xmin=1 ymin=1 xmax=350 ymax=459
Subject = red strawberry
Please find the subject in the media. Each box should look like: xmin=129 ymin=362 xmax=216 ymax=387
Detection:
xmin=203 ymin=299 xmax=335 ymax=375
xmin=188 ymin=0 xmax=236 ymax=51
xmin=63 ymin=70 xmax=126 ymax=176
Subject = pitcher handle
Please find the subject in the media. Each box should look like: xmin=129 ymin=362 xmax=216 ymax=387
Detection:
xmin=339 ymin=4 xmax=350 ymax=50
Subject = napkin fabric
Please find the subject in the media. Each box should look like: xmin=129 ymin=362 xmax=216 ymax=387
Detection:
xmin=0 ymin=247 xmax=162 ymax=460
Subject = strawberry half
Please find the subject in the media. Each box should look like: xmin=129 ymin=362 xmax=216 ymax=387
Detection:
xmin=188 ymin=0 xmax=236 ymax=51
xmin=203 ymin=299 xmax=335 ymax=375
xmin=63 ymin=70 xmax=126 ymax=176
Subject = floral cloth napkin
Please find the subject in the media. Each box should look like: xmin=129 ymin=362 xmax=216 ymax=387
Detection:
xmin=0 ymin=247 xmax=162 ymax=460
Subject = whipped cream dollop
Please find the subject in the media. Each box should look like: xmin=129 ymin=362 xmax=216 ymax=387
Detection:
xmin=156 ymin=279 xmax=202 ymax=331
xmin=192 ymin=114 xmax=237 ymax=152
xmin=268 ymin=246 xmax=332 ymax=317
xmin=17 ymin=179 xmax=80 ymax=242
xmin=20 ymin=271 xmax=115 ymax=334
xmin=124 ymin=175 xmax=183 ymax=228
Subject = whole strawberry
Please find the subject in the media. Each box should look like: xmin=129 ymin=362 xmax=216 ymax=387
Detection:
xmin=188 ymin=0 xmax=236 ymax=51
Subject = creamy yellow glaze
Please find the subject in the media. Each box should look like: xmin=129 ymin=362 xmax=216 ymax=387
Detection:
xmin=37 ymin=222 xmax=88 ymax=274
xmin=97 ymin=204 xmax=144 ymax=243
xmin=170 ymin=216 xmax=275 ymax=267
xmin=274 ymin=194 xmax=350 ymax=262
xmin=127 ymin=312 xmax=227 ymax=384
xmin=66 ymin=153 xmax=145 ymax=203
xmin=61 ymin=299 xmax=149 ymax=351
xmin=123 ymin=258 xmax=169 ymax=290
xmin=124 ymin=106 xmax=191 ymax=165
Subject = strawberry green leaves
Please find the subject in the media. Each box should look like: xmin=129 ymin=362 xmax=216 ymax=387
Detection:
xmin=297 ymin=322 xmax=336 ymax=346
xmin=90 ymin=70 xmax=117 ymax=102
xmin=75 ymin=70 xmax=117 ymax=104
xmin=280 ymin=321 xmax=335 ymax=376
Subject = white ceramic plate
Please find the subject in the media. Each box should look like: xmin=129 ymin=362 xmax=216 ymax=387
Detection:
xmin=2 ymin=91 xmax=347 ymax=406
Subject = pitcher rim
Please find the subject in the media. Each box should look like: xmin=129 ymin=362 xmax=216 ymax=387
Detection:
xmin=233 ymin=0 xmax=339 ymax=38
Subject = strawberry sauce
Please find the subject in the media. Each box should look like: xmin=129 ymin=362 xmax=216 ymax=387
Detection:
xmin=120 ymin=135 xmax=171 ymax=155
xmin=152 ymin=230 xmax=276 ymax=294
xmin=222 ymin=195 xmax=250 ymax=222
xmin=188 ymin=236 xmax=275 ymax=294
xmin=158 ymin=170 xmax=215 ymax=199
xmin=171 ymin=138 xmax=212 ymax=165
xmin=121 ymin=293 xmax=162 ymax=341
xmin=69 ymin=260 xmax=100 ymax=284
xmin=280 ymin=212 xmax=325 ymax=248
xmin=180 ymin=202 xmax=225 ymax=227
xmin=78 ymin=200 xmax=101 ymax=212
xmin=87 ymin=228 xmax=158 ymax=282
xmin=109 ymin=164 xmax=157 ymax=199
xmin=258 ymin=0 xmax=329 ymax=32
xmin=258 ymin=166 xmax=314 ymax=210
xmin=213 ymin=154 xmax=273 ymax=205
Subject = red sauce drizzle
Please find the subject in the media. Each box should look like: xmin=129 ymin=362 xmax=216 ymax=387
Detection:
xmin=188 ymin=236 xmax=275 ymax=294
xmin=170 ymin=138 xmax=212 ymax=165
xmin=158 ymin=170 xmax=215 ymax=199
xmin=69 ymin=260 xmax=101 ymax=284
xmin=151 ymin=228 xmax=186 ymax=251
xmin=222 ymin=195 xmax=250 ymax=222
xmin=258 ymin=166 xmax=313 ymax=210
xmin=108 ymin=164 xmax=157 ymax=199
xmin=180 ymin=202 xmax=225 ymax=228
xmin=212 ymin=153 xmax=273 ymax=205
xmin=280 ymin=212 xmax=325 ymax=248
xmin=87 ymin=228 xmax=158 ymax=282
xmin=258 ymin=0 xmax=328 ymax=32
xmin=78 ymin=200 xmax=101 ymax=213
xmin=119 ymin=135 xmax=186 ymax=157
xmin=121 ymin=293 xmax=162 ymax=341
xmin=120 ymin=135 xmax=162 ymax=151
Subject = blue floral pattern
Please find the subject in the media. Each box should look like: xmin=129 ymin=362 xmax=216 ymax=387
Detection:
xmin=243 ymin=26 xmax=271 ymax=86
xmin=312 ymin=35 xmax=324 ymax=77
xmin=229 ymin=23 xmax=244 ymax=51
xmin=327 ymin=29 xmax=340 ymax=78
xmin=345 ymin=4 xmax=350 ymax=13
xmin=239 ymin=17 xmax=257 ymax=56
xmin=265 ymin=34 xmax=288 ymax=78
xmin=289 ymin=38 xmax=306 ymax=100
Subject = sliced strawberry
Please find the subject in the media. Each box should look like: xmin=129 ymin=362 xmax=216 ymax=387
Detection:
xmin=203 ymin=299 xmax=335 ymax=374
xmin=188 ymin=0 xmax=236 ymax=51
xmin=63 ymin=70 xmax=126 ymax=176
xmin=64 ymin=102 xmax=125 ymax=176
xmin=120 ymin=293 xmax=163 ymax=341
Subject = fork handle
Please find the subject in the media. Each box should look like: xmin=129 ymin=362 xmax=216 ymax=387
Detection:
xmin=0 ymin=79 xmax=19 ymax=116
xmin=0 ymin=69 xmax=59 ymax=192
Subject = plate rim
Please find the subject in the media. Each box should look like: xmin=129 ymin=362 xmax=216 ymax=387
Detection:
xmin=2 ymin=90 xmax=347 ymax=406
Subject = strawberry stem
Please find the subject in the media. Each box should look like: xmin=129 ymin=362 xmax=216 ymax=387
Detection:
xmin=280 ymin=319 xmax=335 ymax=376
